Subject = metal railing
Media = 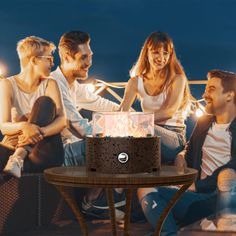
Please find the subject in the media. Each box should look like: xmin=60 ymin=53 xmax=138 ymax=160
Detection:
xmin=91 ymin=80 xmax=206 ymax=115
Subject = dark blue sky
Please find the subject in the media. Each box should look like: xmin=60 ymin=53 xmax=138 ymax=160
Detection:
xmin=1 ymin=0 xmax=236 ymax=101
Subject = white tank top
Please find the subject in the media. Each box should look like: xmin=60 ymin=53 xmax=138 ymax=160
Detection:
xmin=7 ymin=76 xmax=48 ymax=122
xmin=137 ymin=76 xmax=186 ymax=127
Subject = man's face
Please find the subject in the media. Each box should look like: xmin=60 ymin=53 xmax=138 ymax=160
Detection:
xmin=203 ymin=77 xmax=228 ymax=115
xmin=67 ymin=42 xmax=93 ymax=80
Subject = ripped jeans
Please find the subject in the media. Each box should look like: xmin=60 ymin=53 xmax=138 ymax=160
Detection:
xmin=139 ymin=187 xmax=217 ymax=236
xmin=155 ymin=124 xmax=186 ymax=164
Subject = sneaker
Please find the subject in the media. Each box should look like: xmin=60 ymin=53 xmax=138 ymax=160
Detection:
xmin=200 ymin=218 xmax=217 ymax=231
xmin=81 ymin=189 xmax=126 ymax=221
xmin=3 ymin=155 xmax=23 ymax=178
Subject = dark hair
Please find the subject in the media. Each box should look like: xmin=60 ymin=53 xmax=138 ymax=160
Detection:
xmin=208 ymin=69 xmax=236 ymax=104
xmin=58 ymin=31 xmax=90 ymax=59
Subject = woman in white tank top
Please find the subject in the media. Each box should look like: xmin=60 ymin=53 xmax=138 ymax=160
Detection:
xmin=0 ymin=36 xmax=66 ymax=177
xmin=120 ymin=32 xmax=191 ymax=164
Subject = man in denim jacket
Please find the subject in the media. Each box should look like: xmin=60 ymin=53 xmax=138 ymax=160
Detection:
xmin=138 ymin=69 xmax=236 ymax=235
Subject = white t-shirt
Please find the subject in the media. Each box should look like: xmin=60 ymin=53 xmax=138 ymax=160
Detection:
xmin=201 ymin=122 xmax=232 ymax=179
xmin=51 ymin=67 xmax=119 ymax=143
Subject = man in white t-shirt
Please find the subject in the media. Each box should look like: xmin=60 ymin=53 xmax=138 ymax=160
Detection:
xmin=51 ymin=31 xmax=119 ymax=166
xmin=51 ymin=31 xmax=124 ymax=219
xmin=137 ymin=69 xmax=236 ymax=235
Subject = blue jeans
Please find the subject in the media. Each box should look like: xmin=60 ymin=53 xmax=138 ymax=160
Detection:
xmin=63 ymin=140 xmax=86 ymax=166
xmin=140 ymin=187 xmax=217 ymax=236
xmin=155 ymin=125 xmax=185 ymax=164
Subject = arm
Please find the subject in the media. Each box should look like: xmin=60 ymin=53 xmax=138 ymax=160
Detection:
xmin=57 ymin=80 xmax=92 ymax=138
xmin=76 ymin=83 xmax=120 ymax=112
xmin=175 ymin=143 xmax=196 ymax=191
xmin=154 ymin=75 xmax=186 ymax=123
xmin=119 ymin=77 xmax=138 ymax=111
xmin=0 ymin=79 xmax=27 ymax=135
xmin=42 ymin=79 xmax=67 ymax=137
xmin=0 ymin=79 xmax=43 ymax=145
xmin=175 ymin=143 xmax=188 ymax=173
xmin=194 ymin=159 xmax=236 ymax=193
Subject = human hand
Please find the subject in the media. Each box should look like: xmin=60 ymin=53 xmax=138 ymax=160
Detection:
xmin=188 ymin=183 xmax=196 ymax=192
xmin=175 ymin=152 xmax=187 ymax=174
xmin=17 ymin=134 xmax=31 ymax=146
xmin=115 ymin=105 xmax=122 ymax=112
xmin=18 ymin=122 xmax=44 ymax=146
xmin=174 ymin=183 xmax=196 ymax=192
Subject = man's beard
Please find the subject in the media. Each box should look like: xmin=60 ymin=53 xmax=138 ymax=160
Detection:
xmin=204 ymin=104 xmax=216 ymax=115
xmin=73 ymin=70 xmax=87 ymax=80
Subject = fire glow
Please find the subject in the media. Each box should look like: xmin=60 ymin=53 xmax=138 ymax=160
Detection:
xmin=92 ymin=112 xmax=154 ymax=137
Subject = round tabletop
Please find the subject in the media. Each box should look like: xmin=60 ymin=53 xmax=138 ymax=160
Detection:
xmin=44 ymin=166 xmax=198 ymax=188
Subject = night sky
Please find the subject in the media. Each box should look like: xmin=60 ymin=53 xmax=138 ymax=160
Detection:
xmin=1 ymin=0 xmax=236 ymax=133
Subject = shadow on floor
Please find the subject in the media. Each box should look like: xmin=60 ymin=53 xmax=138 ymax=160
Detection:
xmin=2 ymin=219 xmax=152 ymax=236
xmin=3 ymin=219 xmax=236 ymax=236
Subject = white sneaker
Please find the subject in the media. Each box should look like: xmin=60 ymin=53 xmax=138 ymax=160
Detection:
xmin=3 ymin=155 xmax=23 ymax=178
xmin=200 ymin=218 xmax=217 ymax=231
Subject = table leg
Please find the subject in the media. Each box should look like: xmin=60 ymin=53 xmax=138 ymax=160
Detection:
xmin=106 ymin=188 xmax=117 ymax=236
xmin=55 ymin=185 xmax=88 ymax=236
xmin=153 ymin=183 xmax=192 ymax=236
xmin=124 ymin=189 xmax=133 ymax=236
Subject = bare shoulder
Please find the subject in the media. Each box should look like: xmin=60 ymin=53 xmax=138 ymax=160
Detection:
xmin=172 ymin=74 xmax=186 ymax=87
xmin=0 ymin=78 xmax=12 ymax=90
xmin=127 ymin=77 xmax=138 ymax=90
xmin=173 ymin=74 xmax=186 ymax=81
xmin=46 ymin=78 xmax=58 ymax=87
xmin=0 ymin=78 xmax=11 ymax=85
xmin=45 ymin=78 xmax=60 ymax=97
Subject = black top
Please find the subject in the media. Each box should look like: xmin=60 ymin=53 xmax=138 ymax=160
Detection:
xmin=186 ymin=115 xmax=236 ymax=193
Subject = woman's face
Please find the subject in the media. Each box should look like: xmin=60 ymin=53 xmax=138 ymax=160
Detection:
xmin=148 ymin=46 xmax=170 ymax=71
xmin=34 ymin=49 xmax=54 ymax=77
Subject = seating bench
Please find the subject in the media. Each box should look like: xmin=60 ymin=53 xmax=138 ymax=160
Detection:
xmin=0 ymin=172 xmax=75 ymax=235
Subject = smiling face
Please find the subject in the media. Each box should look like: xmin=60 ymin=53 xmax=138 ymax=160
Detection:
xmin=148 ymin=46 xmax=170 ymax=71
xmin=65 ymin=42 xmax=93 ymax=80
xmin=203 ymin=77 xmax=229 ymax=115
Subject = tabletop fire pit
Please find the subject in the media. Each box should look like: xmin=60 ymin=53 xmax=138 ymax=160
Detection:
xmin=86 ymin=112 xmax=160 ymax=174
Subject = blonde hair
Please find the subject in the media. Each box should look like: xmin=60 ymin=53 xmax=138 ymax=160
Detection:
xmin=130 ymin=32 xmax=191 ymax=110
xmin=17 ymin=36 xmax=56 ymax=60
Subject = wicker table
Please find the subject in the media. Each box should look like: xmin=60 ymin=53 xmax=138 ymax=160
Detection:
xmin=44 ymin=166 xmax=197 ymax=236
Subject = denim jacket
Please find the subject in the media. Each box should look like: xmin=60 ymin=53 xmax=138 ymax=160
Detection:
xmin=186 ymin=115 xmax=236 ymax=193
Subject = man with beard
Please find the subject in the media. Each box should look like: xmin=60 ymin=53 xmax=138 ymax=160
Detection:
xmin=51 ymin=31 xmax=124 ymax=220
xmin=51 ymin=31 xmax=119 ymax=166
xmin=137 ymin=70 xmax=236 ymax=235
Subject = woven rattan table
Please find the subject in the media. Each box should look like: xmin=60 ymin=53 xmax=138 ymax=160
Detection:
xmin=44 ymin=166 xmax=197 ymax=236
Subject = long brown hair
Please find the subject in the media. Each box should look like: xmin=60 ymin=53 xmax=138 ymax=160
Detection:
xmin=130 ymin=32 xmax=191 ymax=110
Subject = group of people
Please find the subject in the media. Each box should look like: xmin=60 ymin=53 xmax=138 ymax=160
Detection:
xmin=0 ymin=30 xmax=236 ymax=235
